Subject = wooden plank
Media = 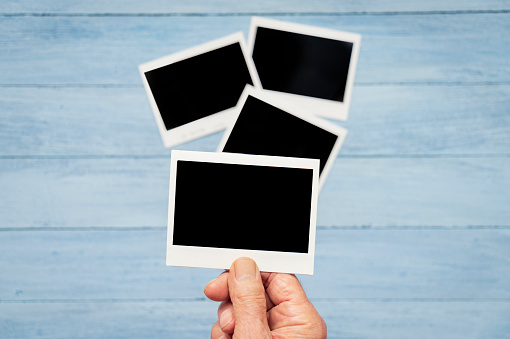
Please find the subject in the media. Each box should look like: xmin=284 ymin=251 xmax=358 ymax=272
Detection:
xmin=306 ymin=228 xmax=510 ymax=299
xmin=1 ymin=157 xmax=509 ymax=228
xmin=0 ymin=87 xmax=219 ymax=156
xmin=1 ymin=300 xmax=508 ymax=338
xmin=1 ymin=229 xmax=509 ymax=300
xmin=320 ymin=157 xmax=510 ymax=227
xmin=3 ymin=0 xmax=509 ymax=14
xmin=1 ymin=85 xmax=509 ymax=156
xmin=0 ymin=301 xmax=217 ymax=339
xmin=317 ymin=300 xmax=510 ymax=338
xmin=1 ymin=14 xmax=509 ymax=84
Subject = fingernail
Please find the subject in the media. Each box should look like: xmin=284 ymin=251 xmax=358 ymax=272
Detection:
xmin=219 ymin=308 xmax=233 ymax=329
xmin=204 ymin=278 xmax=215 ymax=293
xmin=219 ymin=334 xmax=230 ymax=339
xmin=234 ymin=257 xmax=257 ymax=281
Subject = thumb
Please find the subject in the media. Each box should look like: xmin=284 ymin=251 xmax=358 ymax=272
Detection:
xmin=228 ymin=257 xmax=272 ymax=338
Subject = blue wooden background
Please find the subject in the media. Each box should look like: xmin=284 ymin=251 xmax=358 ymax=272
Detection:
xmin=1 ymin=1 xmax=510 ymax=338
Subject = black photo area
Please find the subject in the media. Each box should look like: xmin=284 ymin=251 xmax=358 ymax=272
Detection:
xmin=172 ymin=160 xmax=313 ymax=253
xmin=222 ymin=96 xmax=338 ymax=175
xmin=144 ymin=42 xmax=253 ymax=131
xmin=252 ymin=27 xmax=353 ymax=102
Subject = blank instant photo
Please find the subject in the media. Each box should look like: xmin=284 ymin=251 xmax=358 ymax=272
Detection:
xmin=139 ymin=32 xmax=261 ymax=148
xmin=218 ymin=86 xmax=347 ymax=192
xmin=248 ymin=17 xmax=361 ymax=121
xmin=167 ymin=150 xmax=319 ymax=275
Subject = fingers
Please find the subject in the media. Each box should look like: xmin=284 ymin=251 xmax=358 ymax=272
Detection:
xmin=264 ymin=273 xmax=327 ymax=338
xmin=227 ymin=257 xmax=272 ymax=337
xmin=205 ymin=271 xmax=275 ymax=307
xmin=211 ymin=321 xmax=231 ymax=339
xmin=204 ymin=271 xmax=229 ymax=301
xmin=217 ymin=301 xmax=235 ymax=334
xmin=264 ymin=272 xmax=309 ymax=306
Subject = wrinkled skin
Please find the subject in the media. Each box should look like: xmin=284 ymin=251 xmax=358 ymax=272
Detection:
xmin=204 ymin=257 xmax=327 ymax=339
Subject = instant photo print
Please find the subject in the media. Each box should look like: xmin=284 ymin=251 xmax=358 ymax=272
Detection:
xmin=218 ymin=86 xmax=347 ymax=192
xmin=139 ymin=32 xmax=261 ymax=148
xmin=248 ymin=17 xmax=361 ymax=121
xmin=167 ymin=150 xmax=319 ymax=275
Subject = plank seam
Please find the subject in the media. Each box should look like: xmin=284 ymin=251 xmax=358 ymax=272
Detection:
xmin=1 ymin=82 xmax=510 ymax=88
xmin=0 ymin=84 xmax=142 ymax=88
xmin=314 ymin=298 xmax=510 ymax=303
xmin=1 ymin=154 xmax=509 ymax=160
xmin=1 ymin=10 xmax=510 ymax=17
xmin=337 ymin=154 xmax=510 ymax=159
xmin=319 ymin=225 xmax=510 ymax=230
xmin=1 ymin=298 xmax=509 ymax=303
xmin=1 ymin=226 xmax=509 ymax=231
xmin=357 ymin=81 xmax=510 ymax=87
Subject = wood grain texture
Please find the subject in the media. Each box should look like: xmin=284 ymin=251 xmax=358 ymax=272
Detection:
xmin=3 ymin=0 xmax=509 ymax=14
xmin=1 ymin=157 xmax=509 ymax=228
xmin=1 ymin=301 xmax=509 ymax=339
xmin=1 ymin=85 xmax=509 ymax=156
xmin=1 ymin=14 xmax=509 ymax=85
xmin=0 ymin=301 xmax=217 ymax=339
xmin=317 ymin=300 xmax=510 ymax=339
xmin=0 ymin=229 xmax=509 ymax=300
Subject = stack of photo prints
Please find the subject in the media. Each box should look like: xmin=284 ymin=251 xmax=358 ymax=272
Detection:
xmin=139 ymin=17 xmax=361 ymax=275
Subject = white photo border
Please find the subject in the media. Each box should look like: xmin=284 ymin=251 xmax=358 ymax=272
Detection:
xmin=167 ymin=150 xmax=319 ymax=275
xmin=248 ymin=17 xmax=361 ymax=121
xmin=217 ymin=85 xmax=348 ymax=193
xmin=139 ymin=32 xmax=261 ymax=148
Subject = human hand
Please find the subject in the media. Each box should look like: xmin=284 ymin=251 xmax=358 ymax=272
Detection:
xmin=204 ymin=257 xmax=327 ymax=339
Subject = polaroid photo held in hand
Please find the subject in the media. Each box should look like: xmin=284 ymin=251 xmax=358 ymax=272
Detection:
xmin=166 ymin=150 xmax=319 ymax=275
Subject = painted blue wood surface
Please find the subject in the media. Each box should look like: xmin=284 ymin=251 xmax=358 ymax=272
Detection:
xmin=2 ymin=301 xmax=509 ymax=338
xmin=1 ymin=158 xmax=510 ymax=227
xmin=3 ymin=0 xmax=509 ymax=13
xmin=4 ymin=300 xmax=509 ymax=339
xmin=1 ymin=15 xmax=509 ymax=84
xmin=1 ymin=229 xmax=509 ymax=300
xmin=1 ymin=85 xmax=509 ymax=156
xmin=1 ymin=229 xmax=509 ymax=337
xmin=1 ymin=0 xmax=509 ymax=338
